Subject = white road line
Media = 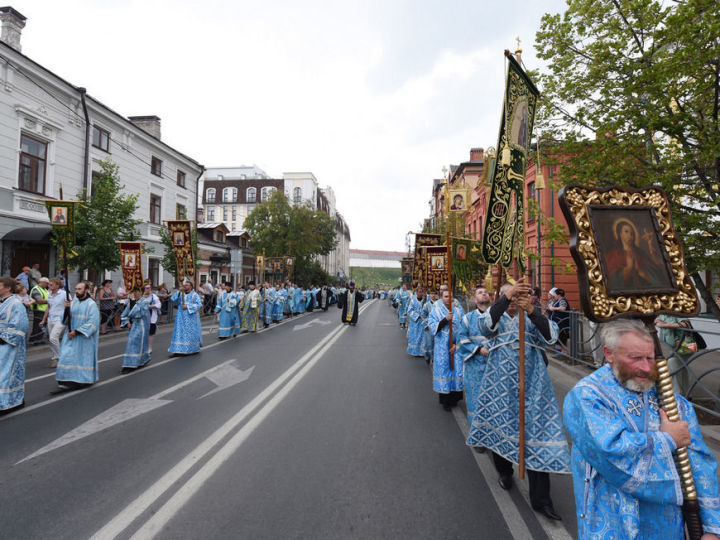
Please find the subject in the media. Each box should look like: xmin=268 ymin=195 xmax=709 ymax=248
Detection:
xmin=89 ymin=322 xmax=351 ymax=540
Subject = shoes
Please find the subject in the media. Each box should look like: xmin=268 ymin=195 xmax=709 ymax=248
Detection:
xmin=46 ymin=359 xmax=58 ymax=368
xmin=120 ymin=367 xmax=133 ymax=374
xmin=533 ymin=505 xmax=562 ymax=521
xmin=498 ymin=475 xmax=513 ymax=490
xmin=442 ymin=404 xmax=452 ymax=411
xmin=473 ymin=447 xmax=486 ymax=454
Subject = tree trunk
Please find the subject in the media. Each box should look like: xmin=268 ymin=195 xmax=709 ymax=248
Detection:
xmin=691 ymin=271 xmax=720 ymax=321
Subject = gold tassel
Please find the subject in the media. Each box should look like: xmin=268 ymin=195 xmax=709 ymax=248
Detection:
xmin=501 ymin=145 xmax=511 ymax=168
xmin=505 ymin=272 xmax=516 ymax=286
xmin=535 ymin=170 xmax=545 ymax=190
xmin=484 ymin=267 xmax=494 ymax=293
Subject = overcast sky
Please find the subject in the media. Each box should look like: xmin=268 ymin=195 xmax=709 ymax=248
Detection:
xmin=20 ymin=0 xmax=567 ymax=252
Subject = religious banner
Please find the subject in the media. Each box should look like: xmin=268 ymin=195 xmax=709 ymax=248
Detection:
xmin=285 ymin=257 xmax=295 ymax=279
xmin=423 ymin=246 xmax=449 ymax=293
xmin=255 ymin=255 xmax=265 ymax=283
xmin=165 ymin=220 xmax=195 ymax=283
xmin=480 ymin=52 xmax=540 ymax=272
xmin=412 ymin=233 xmax=442 ymax=288
xmin=117 ymin=241 xmax=144 ymax=292
xmin=401 ymin=257 xmax=413 ymax=286
xmin=450 ymin=237 xmax=487 ymax=293
xmin=448 ymin=188 xmax=471 ymax=213
xmin=270 ymin=257 xmax=285 ymax=283
xmin=44 ymin=200 xmax=79 ymax=250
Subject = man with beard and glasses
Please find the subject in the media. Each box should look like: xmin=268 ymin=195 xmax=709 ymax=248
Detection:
xmin=56 ymin=281 xmax=100 ymax=390
xmin=564 ymin=319 xmax=720 ymax=539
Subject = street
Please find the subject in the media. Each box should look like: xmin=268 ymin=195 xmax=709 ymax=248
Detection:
xmin=2 ymin=300 xmax=575 ymax=540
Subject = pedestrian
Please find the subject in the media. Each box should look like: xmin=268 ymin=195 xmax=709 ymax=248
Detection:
xmin=428 ymin=289 xmax=465 ymax=411
xmin=143 ymin=283 xmax=162 ymax=352
xmin=0 ymin=277 xmax=29 ymax=415
xmin=56 ymin=281 xmax=100 ymax=390
xmin=563 ymin=319 xmax=720 ymax=539
xmin=241 ymin=281 xmax=261 ymax=332
xmin=29 ymin=263 xmax=41 ymax=285
xmin=338 ymin=281 xmax=364 ymax=325
xmin=115 ymin=280 xmax=128 ymax=330
xmin=119 ymin=287 xmax=151 ymax=373
xmin=168 ymin=279 xmax=203 ymax=355
xmin=214 ymin=282 xmax=239 ymax=339
xmin=470 ymin=281 xmax=569 ymax=521
xmin=39 ymin=277 xmax=66 ymax=368
xmin=395 ymin=283 xmax=411 ymax=328
xmin=202 ymin=280 xmax=215 ymax=314
xmin=97 ymin=279 xmax=115 ymax=334
xmin=406 ymin=286 xmax=428 ymax=357
xmin=547 ymin=288 xmax=570 ymax=349
xmin=456 ymin=286 xmax=491 ymax=445
xmin=29 ymin=277 xmax=49 ymax=344
xmin=316 ymin=284 xmax=330 ymax=312
xmin=15 ymin=284 xmax=33 ymax=328
xmin=14 ymin=266 xmax=31 ymax=290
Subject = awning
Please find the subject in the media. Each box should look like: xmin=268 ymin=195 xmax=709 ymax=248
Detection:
xmin=2 ymin=226 xmax=53 ymax=242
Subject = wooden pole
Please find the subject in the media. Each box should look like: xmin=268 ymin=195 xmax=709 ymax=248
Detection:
xmin=446 ymin=227 xmax=454 ymax=371
xmin=518 ymin=303 xmax=526 ymax=480
xmin=58 ymin=184 xmax=72 ymax=327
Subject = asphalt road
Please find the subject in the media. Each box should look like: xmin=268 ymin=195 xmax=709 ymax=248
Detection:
xmin=1 ymin=300 xmax=577 ymax=539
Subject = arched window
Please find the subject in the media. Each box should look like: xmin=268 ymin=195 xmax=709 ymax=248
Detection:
xmin=231 ymin=187 xmax=237 ymax=202
xmin=293 ymin=187 xmax=302 ymax=204
xmin=246 ymin=187 xmax=257 ymax=203
xmin=206 ymin=188 xmax=216 ymax=203
xmin=261 ymin=186 xmax=275 ymax=202
xmin=222 ymin=187 xmax=238 ymax=202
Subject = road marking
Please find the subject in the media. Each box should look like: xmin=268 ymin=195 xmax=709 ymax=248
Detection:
xmin=90 ymin=301 xmax=372 ymax=540
xmin=293 ymin=318 xmax=332 ymax=331
xmin=16 ymin=360 xmax=255 ymax=464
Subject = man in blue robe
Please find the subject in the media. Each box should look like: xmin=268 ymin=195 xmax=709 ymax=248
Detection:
xmin=422 ymin=291 xmax=437 ymax=364
xmin=263 ymin=283 xmax=277 ymax=328
xmin=471 ymin=281 xmax=569 ymax=521
xmin=241 ymin=282 xmax=261 ymax=332
xmin=395 ymin=283 xmax=411 ymax=328
xmin=428 ymin=289 xmax=465 ymax=411
xmin=0 ymin=277 xmax=28 ymax=414
xmin=168 ymin=280 xmax=203 ymax=355
xmin=120 ymin=288 xmax=151 ymax=372
xmin=56 ymin=281 xmax=100 ymax=388
xmin=564 ymin=318 xmax=720 ymax=539
xmin=456 ymin=286 xmax=491 ymax=446
xmin=214 ymin=282 xmax=239 ymax=339
xmin=286 ymin=283 xmax=295 ymax=318
xmin=406 ymin=286 xmax=428 ymax=357
xmin=273 ymin=283 xmax=286 ymax=322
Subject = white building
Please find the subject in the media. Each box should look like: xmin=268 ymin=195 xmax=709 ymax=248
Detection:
xmin=0 ymin=7 xmax=203 ymax=287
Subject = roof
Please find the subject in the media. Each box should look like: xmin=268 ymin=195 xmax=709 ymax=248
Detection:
xmin=196 ymin=222 xmax=229 ymax=232
xmin=205 ymin=166 xmax=270 ymax=180
xmin=226 ymin=231 xmax=249 ymax=237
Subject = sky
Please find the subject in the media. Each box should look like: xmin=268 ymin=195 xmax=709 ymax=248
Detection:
xmin=18 ymin=0 xmax=568 ymax=252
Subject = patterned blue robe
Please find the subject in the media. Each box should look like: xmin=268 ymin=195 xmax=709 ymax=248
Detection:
xmin=470 ymin=310 xmax=570 ymax=473
xmin=263 ymin=288 xmax=277 ymax=324
xmin=564 ymin=365 xmax=720 ymax=539
xmin=428 ymin=301 xmax=465 ymax=393
xmin=294 ymin=289 xmax=305 ymax=314
xmin=406 ymin=294 xmax=427 ymax=356
xmin=0 ymin=295 xmax=28 ymax=410
xmin=395 ymin=289 xmax=411 ymax=324
xmin=241 ymin=289 xmax=261 ymax=332
xmin=121 ymin=297 xmax=151 ymax=368
xmin=273 ymin=288 xmax=287 ymax=321
xmin=456 ymin=308 xmax=490 ymax=443
xmin=168 ymin=290 xmax=203 ymax=354
xmin=422 ymin=300 xmax=434 ymax=360
xmin=286 ymin=287 xmax=295 ymax=315
xmin=215 ymin=291 xmax=240 ymax=337
xmin=57 ymin=297 xmax=100 ymax=384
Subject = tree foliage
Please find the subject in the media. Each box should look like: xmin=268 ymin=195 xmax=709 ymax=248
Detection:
xmin=62 ymin=160 xmax=142 ymax=275
xmin=244 ymin=190 xmax=338 ymax=281
xmin=535 ymin=0 xmax=720 ymax=314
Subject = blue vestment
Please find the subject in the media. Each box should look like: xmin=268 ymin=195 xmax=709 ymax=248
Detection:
xmin=422 ymin=300 xmax=434 ymax=360
xmin=241 ymin=289 xmax=261 ymax=332
xmin=395 ymin=289 xmax=411 ymax=324
xmin=286 ymin=287 xmax=295 ymax=314
xmin=456 ymin=308 xmax=490 ymax=442
xmin=273 ymin=289 xmax=286 ymax=321
xmin=0 ymin=295 xmax=28 ymax=410
xmin=406 ymin=294 xmax=427 ymax=356
xmin=57 ymin=297 xmax=100 ymax=384
xmin=294 ymin=289 xmax=305 ymax=313
xmin=428 ymin=301 xmax=465 ymax=393
xmin=564 ymin=365 xmax=720 ymax=539
xmin=121 ymin=297 xmax=151 ymax=368
xmin=469 ymin=310 xmax=570 ymax=473
xmin=168 ymin=290 xmax=203 ymax=354
xmin=263 ymin=288 xmax=277 ymax=324
xmin=215 ymin=291 xmax=240 ymax=337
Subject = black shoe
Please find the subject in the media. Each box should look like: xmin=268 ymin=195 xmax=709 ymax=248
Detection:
xmin=533 ymin=505 xmax=561 ymax=521
xmin=120 ymin=367 xmax=133 ymax=374
xmin=442 ymin=404 xmax=452 ymax=411
xmin=498 ymin=475 xmax=513 ymax=490
xmin=473 ymin=447 xmax=486 ymax=454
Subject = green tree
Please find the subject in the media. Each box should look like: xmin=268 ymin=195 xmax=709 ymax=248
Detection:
xmin=243 ymin=190 xmax=337 ymax=283
xmin=61 ymin=160 xmax=142 ymax=277
xmin=535 ymin=0 xmax=720 ymax=317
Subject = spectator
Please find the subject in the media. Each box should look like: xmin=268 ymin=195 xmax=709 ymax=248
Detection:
xmin=39 ymin=277 xmax=67 ymax=368
xmin=97 ymin=280 xmax=115 ymax=334
xmin=157 ymin=282 xmax=170 ymax=321
xmin=143 ymin=283 xmax=162 ymax=352
xmin=29 ymin=263 xmax=41 ymax=285
xmin=29 ymin=277 xmax=49 ymax=344
xmin=15 ymin=284 xmax=33 ymax=333
xmin=547 ymin=288 xmax=570 ymax=349
xmin=530 ymin=286 xmax=542 ymax=309
xmin=202 ymin=280 xmax=215 ymax=314
xmin=15 ymin=266 xmax=31 ymax=290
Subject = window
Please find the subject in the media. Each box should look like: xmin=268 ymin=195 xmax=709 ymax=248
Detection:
xmin=232 ymin=207 xmax=237 ymax=221
xmin=241 ymin=238 xmax=248 ymax=248
xmin=214 ymin=230 xmax=225 ymax=243
xmin=206 ymin=188 xmax=216 ymax=203
xmin=246 ymin=187 xmax=256 ymax=203
xmin=207 ymin=207 xmax=215 ymax=221
xmin=151 ymin=156 xmax=162 ymax=177
xmin=176 ymin=203 xmax=186 ymax=219
xmin=223 ymin=207 xmax=228 ymax=221
xmin=261 ymin=186 xmax=275 ymax=202
xmin=92 ymin=125 xmax=110 ymax=152
xmin=150 ymin=194 xmax=161 ymax=224
xmin=293 ymin=187 xmax=302 ymax=204
xmin=231 ymin=222 xmax=236 ymax=231
xmin=148 ymin=258 xmax=160 ymax=287
xmin=222 ymin=187 xmax=237 ymax=202
xmin=18 ymin=133 xmax=47 ymax=194
xmin=177 ymin=170 xmax=186 ymax=187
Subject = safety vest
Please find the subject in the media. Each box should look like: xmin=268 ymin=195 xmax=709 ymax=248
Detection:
xmin=30 ymin=285 xmax=49 ymax=311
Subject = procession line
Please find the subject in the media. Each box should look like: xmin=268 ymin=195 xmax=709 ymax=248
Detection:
xmin=89 ymin=308 xmax=362 ymax=540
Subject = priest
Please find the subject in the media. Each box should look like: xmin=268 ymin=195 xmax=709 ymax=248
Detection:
xmin=120 ymin=287 xmax=151 ymax=373
xmin=338 ymin=281 xmax=364 ymax=325
xmin=168 ymin=279 xmax=203 ymax=355
xmin=406 ymin=286 xmax=428 ymax=357
xmin=428 ymin=289 xmax=465 ymax=411
xmin=56 ymin=281 xmax=100 ymax=388
xmin=241 ymin=281 xmax=261 ymax=333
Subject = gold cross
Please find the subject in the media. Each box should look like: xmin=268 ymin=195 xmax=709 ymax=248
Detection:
xmin=515 ymin=36 xmax=522 ymax=51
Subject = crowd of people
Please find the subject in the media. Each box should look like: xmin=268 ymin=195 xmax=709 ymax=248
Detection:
xmin=389 ymin=280 xmax=720 ymax=538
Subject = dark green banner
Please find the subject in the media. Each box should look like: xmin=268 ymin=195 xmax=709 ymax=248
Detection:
xmin=45 ymin=200 xmax=78 ymax=250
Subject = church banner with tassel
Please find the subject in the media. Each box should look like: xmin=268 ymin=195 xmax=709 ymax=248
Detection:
xmin=480 ymin=52 xmax=539 ymax=272
xmin=412 ymin=233 xmax=442 ymax=288
xmin=166 ymin=220 xmax=195 ymax=283
xmin=423 ymin=246 xmax=449 ymax=293
xmin=450 ymin=237 xmax=487 ymax=293
xmin=45 ymin=200 xmax=80 ymax=251
xmin=117 ymin=241 xmax=144 ymax=292
xmin=255 ymin=255 xmax=266 ymax=283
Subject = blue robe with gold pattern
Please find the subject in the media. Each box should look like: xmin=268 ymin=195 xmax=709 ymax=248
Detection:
xmin=0 ymin=295 xmax=28 ymax=410
xmin=168 ymin=290 xmax=203 ymax=354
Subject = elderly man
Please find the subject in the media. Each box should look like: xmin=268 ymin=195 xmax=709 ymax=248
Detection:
xmin=564 ymin=319 xmax=720 ymax=539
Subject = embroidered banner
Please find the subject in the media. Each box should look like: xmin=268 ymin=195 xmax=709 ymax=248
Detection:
xmin=423 ymin=246 xmax=449 ymax=293
xmin=255 ymin=255 xmax=266 ymax=283
xmin=117 ymin=241 xmax=144 ymax=292
xmin=413 ymin=233 xmax=442 ymax=288
xmin=45 ymin=200 xmax=79 ymax=250
xmin=401 ymin=257 xmax=413 ymax=286
xmin=448 ymin=188 xmax=471 ymax=213
xmin=450 ymin=236 xmax=487 ymax=293
xmin=166 ymin=220 xmax=195 ymax=283
xmin=480 ymin=53 xmax=539 ymax=272
xmin=269 ymin=257 xmax=285 ymax=283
